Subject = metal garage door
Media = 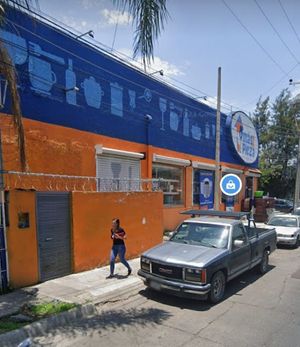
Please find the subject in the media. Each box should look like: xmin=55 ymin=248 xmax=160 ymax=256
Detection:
xmin=37 ymin=192 xmax=71 ymax=282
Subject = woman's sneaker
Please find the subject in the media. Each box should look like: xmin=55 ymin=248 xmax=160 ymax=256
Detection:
xmin=127 ymin=268 xmax=132 ymax=276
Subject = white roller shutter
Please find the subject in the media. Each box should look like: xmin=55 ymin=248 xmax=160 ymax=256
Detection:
xmin=96 ymin=154 xmax=141 ymax=191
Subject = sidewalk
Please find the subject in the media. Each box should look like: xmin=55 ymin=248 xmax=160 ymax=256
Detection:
xmin=0 ymin=257 xmax=142 ymax=319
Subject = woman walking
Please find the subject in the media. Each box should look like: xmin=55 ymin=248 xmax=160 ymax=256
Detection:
xmin=107 ymin=218 xmax=132 ymax=279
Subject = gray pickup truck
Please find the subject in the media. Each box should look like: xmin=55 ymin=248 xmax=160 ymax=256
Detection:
xmin=138 ymin=210 xmax=277 ymax=303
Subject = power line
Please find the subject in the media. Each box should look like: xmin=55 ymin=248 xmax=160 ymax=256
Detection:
xmin=278 ymin=0 xmax=300 ymax=49
xmin=6 ymin=0 xmax=255 ymax=115
xmin=240 ymin=63 xmax=299 ymax=108
xmin=253 ymin=0 xmax=299 ymax=64
xmin=221 ymin=0 xmax=287 ymax=75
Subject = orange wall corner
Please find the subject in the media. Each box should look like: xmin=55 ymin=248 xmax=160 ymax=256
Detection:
xmin=7 ymin=190 xmax=39 ymax=288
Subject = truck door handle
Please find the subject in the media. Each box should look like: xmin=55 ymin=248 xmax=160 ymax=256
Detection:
xmin=45 ymin=238 xmax=53 ymax=241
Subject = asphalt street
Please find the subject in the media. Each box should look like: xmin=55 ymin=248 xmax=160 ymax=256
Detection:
xmin=33 ymin=246 xmax=300 ymax=347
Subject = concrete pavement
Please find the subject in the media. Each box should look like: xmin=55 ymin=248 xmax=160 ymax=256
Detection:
xmin=29 ymin=247 xmax=300 ymax=347
xmin=0 ymin=257 xmax=142 ymax=319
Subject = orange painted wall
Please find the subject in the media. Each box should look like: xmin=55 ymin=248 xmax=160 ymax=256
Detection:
xmin=0 ymin=114 xmax=149 ymax=190
xmin=7 ymin=190 xmax=39 ymax=288
xmin=163 ymin=207 xmax=189 ymax=231
xmin=1 ymin=113 xmax=257 ymax=234
xmin=72 ymin=191 xmax=163 ymax=272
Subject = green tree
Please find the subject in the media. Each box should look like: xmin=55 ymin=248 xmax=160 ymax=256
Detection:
xmin=271 ymin=89 xmax=298 ymax=181
xmin=114 ymin=0 xmax=169 ymax=71
xmin=252 ymin=96 xmax=270 ymax=151
xmin=256 ymin=89 xmax=298 ymax=198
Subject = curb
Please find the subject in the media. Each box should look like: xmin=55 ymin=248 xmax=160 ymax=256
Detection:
xmin=0 ymin=279 xmax=144 ymax=347
xmin=1 ymin=303 xmax=97 ymax=347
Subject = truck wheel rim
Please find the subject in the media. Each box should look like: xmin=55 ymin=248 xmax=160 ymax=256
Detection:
xmin=213 ymin=276 xmax=224 ymax=297
xmin=262 ymin=253 xmax=268 ymax=271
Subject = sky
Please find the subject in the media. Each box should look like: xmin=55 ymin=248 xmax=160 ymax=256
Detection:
xmin=34 ymin=0 xmax=300 ymax=115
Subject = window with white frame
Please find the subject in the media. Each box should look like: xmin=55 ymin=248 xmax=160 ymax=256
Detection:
xmin=152 ymin=163 xmax=184 ymax=205
xmin=96 ymin=154 xmax=141 ymax=192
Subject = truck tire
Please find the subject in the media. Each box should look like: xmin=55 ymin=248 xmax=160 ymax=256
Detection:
xmin=294 ymin=236 xmax=299 ymax=249
xmin=258 ymin=249 xmax=269 ymax=274
xmin=209 ymin=271 xmax=226 ymax=304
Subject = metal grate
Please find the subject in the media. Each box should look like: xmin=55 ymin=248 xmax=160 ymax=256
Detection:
xmin=151 ymin=262 xmax=183 ymax=280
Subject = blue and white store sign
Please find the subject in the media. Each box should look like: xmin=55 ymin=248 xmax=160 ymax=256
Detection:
xmin=220 ymin=174 xmax=242 ymax=196
xmin=229 ymin=111 xmax=259 ymax=164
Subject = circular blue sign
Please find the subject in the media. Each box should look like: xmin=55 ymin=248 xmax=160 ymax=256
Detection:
xmin=220 ymin=174 xmax=242 ymax=196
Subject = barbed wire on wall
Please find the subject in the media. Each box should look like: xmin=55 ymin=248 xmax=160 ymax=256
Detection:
xmin=2 ymin=171 xmax=171 ymax=193
xmin=4 ymin=171 xmax=98 ymax=192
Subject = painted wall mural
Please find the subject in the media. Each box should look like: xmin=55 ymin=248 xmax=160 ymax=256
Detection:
xmin=0 ymin=8 xmax=258 ymax=167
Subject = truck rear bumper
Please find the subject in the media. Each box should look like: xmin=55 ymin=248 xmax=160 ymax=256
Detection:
xmin=138 ymin=269 xmax=211 ymax=297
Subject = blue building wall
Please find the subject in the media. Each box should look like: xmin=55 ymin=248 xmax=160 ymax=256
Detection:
xmin=1 ymin=8 xmax=258 ymax=167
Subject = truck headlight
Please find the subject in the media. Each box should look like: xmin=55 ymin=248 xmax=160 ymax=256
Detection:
xmin=141 ymin=257 xmax=150 ymax=272
xmin=185 ymin=268 xmax=206 ymax=283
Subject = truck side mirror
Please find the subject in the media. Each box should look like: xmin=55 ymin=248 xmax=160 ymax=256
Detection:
xmin=233 ymin=239 xmax=244 ymax=248
xmin=168 ymin=231 xmax=175 ymax=238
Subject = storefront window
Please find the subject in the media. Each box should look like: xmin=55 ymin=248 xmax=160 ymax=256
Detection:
xmin=152 ymin=164 xmax=183 ymax=205
xmin=193 ymin=169 xmax=214 ymax=208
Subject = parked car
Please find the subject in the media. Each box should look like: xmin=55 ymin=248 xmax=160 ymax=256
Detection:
xmin=138 ymin=211 xmax=277 ymax=303
xmin=274 ymin=199 xmax=294 ymax=213
xmin=266 ymin=214 xmax=300 ymax=247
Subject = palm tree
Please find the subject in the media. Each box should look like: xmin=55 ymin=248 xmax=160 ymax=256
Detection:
xmin=0 ymin=0 xmax=27 ymax=171
xmin=113 ymin=0 xmax=169 ymax=72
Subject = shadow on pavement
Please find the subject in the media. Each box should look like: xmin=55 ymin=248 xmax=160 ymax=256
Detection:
xmin=138 ymin=264 xmax=275 ymax=311
xmin=277 ymin=244 xmax=298 ymax=250
xmin=114 ymin=274 xmax=129 ymax=280
xmin=33 ymin=306 xmax=172 ymax=345
xmin=0 ymin=287 xmax=39 ymax=318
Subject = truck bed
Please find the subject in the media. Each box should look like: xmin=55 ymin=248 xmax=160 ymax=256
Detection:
xmin=244 ymin=225 xmax=275 ymax=239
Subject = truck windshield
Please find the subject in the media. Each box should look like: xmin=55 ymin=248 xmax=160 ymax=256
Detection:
xmin=267 ymin=217 xmax=297 ymax=227
xmin=170 ymin=222 xmax=229 ymax=249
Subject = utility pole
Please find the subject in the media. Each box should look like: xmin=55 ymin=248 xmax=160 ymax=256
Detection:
xmin=214 ymin=67 xmax=221 ymax=210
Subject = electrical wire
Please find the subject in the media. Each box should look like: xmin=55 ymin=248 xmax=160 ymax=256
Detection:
xmin=278 ymin=0 xmax=300 ymax=49
xmin=3 ymin=0 xmax=297 ymax=139
xmin=221 ymin=0 xmax=287 ymax=75
xmin=254 ymin=0 xmax=299 ymax=64
xmin=5 ymin=0 xmax=255 ymax=115
xmin=240 ymin=63 xmax=299 ymax=108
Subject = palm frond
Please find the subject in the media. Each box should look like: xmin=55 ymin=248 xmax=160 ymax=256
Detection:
xmin=113 ymin=0 xmax=169 ymax=68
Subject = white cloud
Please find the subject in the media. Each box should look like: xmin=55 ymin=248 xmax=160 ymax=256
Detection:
xmin=148 ymin=56 xmax=185 ymax=78
xmin=80 ymin=0 xmax=104 ymax=10
xmin=101 ymin=9 xmax=132 ymax=26
xmin=115 ymin=48 xmax=184 ymax=78
xmin=61 ymin=16 xmax=89 ymax=32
